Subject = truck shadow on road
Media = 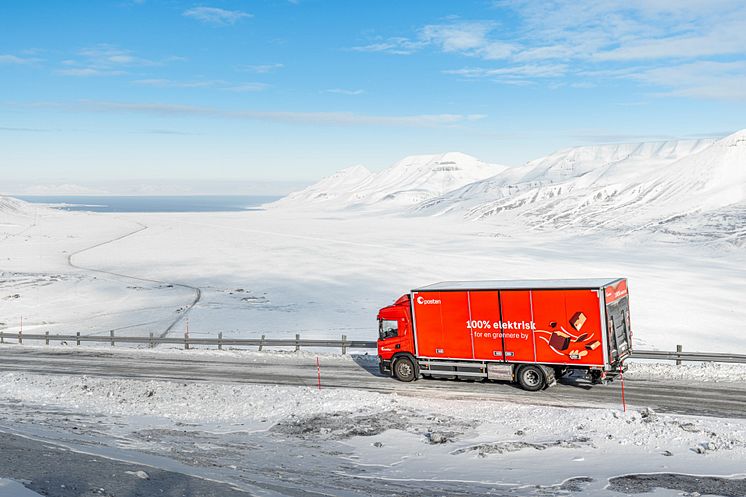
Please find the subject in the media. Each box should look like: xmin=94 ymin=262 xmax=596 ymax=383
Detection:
xmin=351 ymin=355 xmax=387 ymax=377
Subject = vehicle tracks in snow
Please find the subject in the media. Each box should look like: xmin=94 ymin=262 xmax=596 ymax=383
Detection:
xmin=65 ymin=223 xmax=201 ymax=338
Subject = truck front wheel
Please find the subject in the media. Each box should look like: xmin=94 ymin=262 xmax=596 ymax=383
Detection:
xmin=517 ymin=365 xmax=545 ymax=391
xmin=393 ymin=356 xmax=417 ymax=382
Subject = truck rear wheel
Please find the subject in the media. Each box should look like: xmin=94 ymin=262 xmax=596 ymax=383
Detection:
xmin=393 ymin=356 xmax=416 ymax=382
xmin=517 ymin=365 xmax=545 ymax=391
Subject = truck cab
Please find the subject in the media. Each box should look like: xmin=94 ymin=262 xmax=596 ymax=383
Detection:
xmin=377 ymin=294 xmax=415 ymax=377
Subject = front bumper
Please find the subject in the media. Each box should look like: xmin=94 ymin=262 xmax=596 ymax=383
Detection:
xmin=379 ymin=358 xmax=392 ymax=375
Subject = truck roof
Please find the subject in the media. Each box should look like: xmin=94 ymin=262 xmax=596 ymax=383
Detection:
xmin=414 ymin=278 xmax=624 ymax=292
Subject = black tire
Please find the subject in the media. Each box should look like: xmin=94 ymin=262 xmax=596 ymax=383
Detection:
xmin=517 ymin=365 xmax=545 ymax=392
xmin=393 ymin=356 xmax=417 ymax=382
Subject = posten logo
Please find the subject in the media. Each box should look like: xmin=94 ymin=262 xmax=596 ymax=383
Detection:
xmin=416 ymin=296 xmax=441 ymax=305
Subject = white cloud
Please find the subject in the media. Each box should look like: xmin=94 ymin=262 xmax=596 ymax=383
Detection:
xmin=57 ymin=44 xmax=165 ymax=77
xmin=133 ymin=79 xmax=220 ymax=88
xmin=633 ymin=61 xmax=746 ymax=99
xmin=352 ymin=2 xmax=746 ymax=99
xmin=350 ymin=37 xmax=425 ymax=55
xmin=0 ymin=54 xmax=37 ymax=64
xmin=445 ymin=64 xmax=568 ymax=79
xmin=183 ymin=7 xmax=252 ymax=26
xmin=239 ymin=63 xmax=284 ymax=73
xmin=78 ymin=44 xmax=157 ymax=67
xmin=132 ymin=79 xmax=268 ymax=92
xmin=324 ymin=88 xmax=365 ymax=96
xmin=223 ymin=83 xmax=269 ymax=92
xmin=57 ymin=68 xmax=126 ymax=77
xmin=420 ymin=21 xmax=496 ymax=53
xmin=31 ymin=100 xmax=486 ymax=128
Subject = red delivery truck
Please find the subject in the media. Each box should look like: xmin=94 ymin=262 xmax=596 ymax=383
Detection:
xmin=377 ymin=278 xmax=631 ymax=391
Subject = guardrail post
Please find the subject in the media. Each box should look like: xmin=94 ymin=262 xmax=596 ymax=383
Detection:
xmin=76 ymin=332 xmax=80 ymax=346
xmin=676 ymin=344 xmax=682 ymax=366
xmin=295 ymin=333 xmax=300 ymax=352
xmin=110 ymin=330 xmax=115 ymax=347
xmin=45 ymin=331 xmax=49 ymax=345
xmin=342 ymin=334 xmax=347 ymax=355
xmin=259 ymin=334 xmax=265 ymax=351
xmin=184 ymin=331 xmax=189 ymax=350
xmin=18 ymin=331 xmax=22 ymax=345
xmin=218 ymin=332 xmax=223 ymax=350
xmin=0 ymin=331 xmax=3 ymax=344
xmin=149 ymin=332 xmax=154 ymax=349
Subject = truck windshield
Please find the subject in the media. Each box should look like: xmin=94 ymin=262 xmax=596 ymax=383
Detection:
xmin=379 ymin=319 xmax=398 ymax=340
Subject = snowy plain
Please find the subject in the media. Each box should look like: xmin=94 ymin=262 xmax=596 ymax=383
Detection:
xmin=1 ymin=190 xmax=745 ymax=353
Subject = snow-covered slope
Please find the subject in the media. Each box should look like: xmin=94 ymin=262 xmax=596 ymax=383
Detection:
xmin=272 ymin=152 xmax=506 ymax=210
xmin=0 ymin=196 xmax=33 ymax=216
xmin=415 ymin=133 xmax=746 ymax=242
xmin=272 ymin=165 xmax=372 ymax=206
xmin=417 ymin=138 xmax=717 ymax=217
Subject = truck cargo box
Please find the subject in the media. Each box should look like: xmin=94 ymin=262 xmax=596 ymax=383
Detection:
xmin=378 ymin=278 xmax=632 ymax=390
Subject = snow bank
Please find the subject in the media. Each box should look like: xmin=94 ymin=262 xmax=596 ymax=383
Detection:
xmin=625 ymin=361 xmax=746 ymax=383
xmin=0 ymin=371 xmax=389 ymax=424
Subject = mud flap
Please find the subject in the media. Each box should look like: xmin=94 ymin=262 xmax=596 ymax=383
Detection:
xmin=539 ymin=365 xmax=557 ymax=388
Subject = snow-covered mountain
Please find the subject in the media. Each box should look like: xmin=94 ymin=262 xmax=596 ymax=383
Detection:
xmin=416 ymin=138 xmax=717 ymax=218
xmin=273 ymin=165 xmax=373 ymax=206
xmin=271 ymin=152 xmax=506 ymax=209
xmin=0 ymin=195 xmax=32 ymax=215
xmin=414 ymin=133 xmax=746 ymax=240
xmin=272 ymin=132 xmax=743 ymax=242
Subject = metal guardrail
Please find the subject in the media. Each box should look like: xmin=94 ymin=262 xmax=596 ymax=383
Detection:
xmin=0 ymin=330 xmax=744 ymax=364
xmin=630 ymin=350 xmax=746 ymax=365
xmin=0 ymin=330 xmax=376 ymax=354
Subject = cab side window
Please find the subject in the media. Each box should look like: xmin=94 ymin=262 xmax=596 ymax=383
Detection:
xmin=379 ymin=319 xmax=398 ymax=339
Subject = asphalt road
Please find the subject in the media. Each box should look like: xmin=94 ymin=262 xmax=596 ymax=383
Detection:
xmin=1 ymin=346 xmax=745 ymax=419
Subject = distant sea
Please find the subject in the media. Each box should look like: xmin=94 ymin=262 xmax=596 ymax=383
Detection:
xmin=16 ymin=195 xmax=282 ymax=213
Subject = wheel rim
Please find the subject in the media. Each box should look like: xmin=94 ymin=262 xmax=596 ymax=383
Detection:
xmin=523 ymin=369 xmax=541 ymax=387
xmin=398 ymin=362 xmax=413 ymax=378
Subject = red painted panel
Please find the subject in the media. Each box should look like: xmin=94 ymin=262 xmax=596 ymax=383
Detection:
xmin=469 ymin=291 xmax=503 ymax=360
xmin=532 ymin=290 xmax=570 ymax=364
xmin=440 ymin=291 xmax=473 ymax=359
xmin=533 ymin=290 xmax=603 ymax=366
xmin=412 ymin=291 xmax=443 ymax=357
xmin=564 ymin=289 xmax=604 ymax=366
xmin=499 ymin=291 xmax=535 ymax=362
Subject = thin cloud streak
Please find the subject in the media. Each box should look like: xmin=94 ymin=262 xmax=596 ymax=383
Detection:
xmin=324 ymin=88 xmax=366 ymax=96
xmin=0 ymin=54 xmax=39 ymax=64
xmin=238 ymin=63 xmax=284 ymax=73
xmin=132 ymin=79 xmax=269 ymax=92
xmin=28 ymin=100 xmax=486 ymax=128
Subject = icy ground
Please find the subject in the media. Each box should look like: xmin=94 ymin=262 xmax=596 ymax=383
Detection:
xmin=0 ymin=366 xmax=745 ymax=496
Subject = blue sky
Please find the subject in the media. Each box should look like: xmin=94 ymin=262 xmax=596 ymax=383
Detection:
xmin=1 ymin=0 xmax=745 ymax=193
